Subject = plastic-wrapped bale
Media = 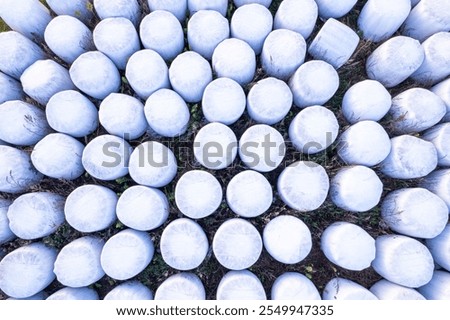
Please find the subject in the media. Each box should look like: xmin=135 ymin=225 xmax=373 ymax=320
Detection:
xmin=99 ymin=93 xmax=147 ymax=140
xmin=0 ymin=243 xmax=57 ymax=299
xmin=212 ymin=38 xmax=256 ymax=86
xmin=0 ymin=139 xmax=8 ymax=146
xmin=104 ymin=281 xmax=154 ymax=300
xmin=330 ymin=166 xmax=383 ymax=212
xmin=193 ymin=122 xmax=238 ymax=170
xmin=289 ymin=106 xmax=339 ymax=154
xmin=147 ymin=0 xmax=187 ymax=22
xmin=289 ymin=61 xmax=339 ymax=108
xmin=46 ymin=90 xmax=98 ymax=138
xmin=0 ymin=146 xmax=43 ymax=194
xmin=308 ymin=18 xmax=359 ymax=69
xmin=0 ymin=0 xmax=51 ymax=41
xmin=53 ymin=236 xmax=105 ymax=288
xmin=247 ymin=77 xmax=293 ymax=125
xmin=139 ymin=11 xmax=184 ymax=62
xmin=0 ymin=199 xmax=14 ymax=245
xmin=201 ymin=78 xmax=246 ymax=125
xmin=82 ymin=135 xmax=132 ymax=181
xmin=402 ymin=0 xmax=450 ymax=42
xmin=234 ymin=0 xmax=271 ymax=7
xmin=370 ymin=280 xmax=425 ymax=300
xmin=342 ymin=80 xmax=392 ymax=124
xmin=278 ymin=161 xmax=329 ymax=211
xmin=93 ymin=0 xmax=140 ymax=26
xmin=263 ymin=215 xmax=312 ymax=264
xmin=47 ymin=287 xmax=99 ymax=300
xmin=175 ymin=170 xmax=222 ymax=219
xmin=226 ymin=170 xmax=272 ymax=218
xmin=188 ymin=0 xmax=228 ymax=16
xmin=0 ymin=31 xmax=45 ymax=80
xmin=213 ymin=218 xmax=262 ymax=270
xmin=7 ymin=192 xmax=65 ymax=240
xmin=93 ymin=18 xmax=140 ymax=70
xmin=426 ymin=225 xmax=450 ymax=272
xmin=366 ymin=36 xmax=425 ymax=88
xmin=315 ymin=0 xmax=357 ymax=19
xmin=271 ymin=272 xmax=321 ymax=300
xmin=7 ymin=291 xmax=48 ymax=300
xmin=65 ymin=185 xmax=118 ymax=233
xmin=128 ymin=141 xmax=177 ymax=188
xmin=117 ymin=185 xmax=169 ymax=231
xmin=155 ymin=273 xmax=205 ymax=300
xmin=381 ymin=188 xmax=448 ymax=239
xmin=187 ymin=10 xmax=229 ymax=60
xmin=0 ymin=72 xmax=24 ymax=104
xmin=431 ymin=78 xmax=450 ymax=122
xmin=44 ymin=15 xmax=94 ymax=64
xmin=358 ymin=0 xmax=411 ymax=42
xmin=274 ymin=0 xmax=318 ymax=39
xmin=217 ymin=270 xmax=266 ymax=300
xmin=337 ymin=121 xmax=391 ymax=167
xmin=239 ymin=125 xmax=286 ymax=172
xmin=46 ymin=0 xmax=95 ymax=24
xmin=420 ymin=169 xmax=450 ymax=210
xmin=380 ymin=135 xmax=438 ymax=179
xmin=169 ymin=51 xmax=213 ymax=103
xmin=125 ymin=49 xmax=170 ymax=100
xmin=321 ymin=222 xmax=376 ymax=271
xmin=160 ymin=218 xmax=209 ymax=271
xmin=261 ymin=29 xmax=306 ymax=80
xmin=418 ymin=271 xmax=450 ymax=300
xmin=323 ymin=278 xmax=378 ymax=300
xmin=101 ymin=229 xmax=154 ymax=281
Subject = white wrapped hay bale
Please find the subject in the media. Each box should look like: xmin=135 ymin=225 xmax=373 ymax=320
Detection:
xmin=271 ymin=272 xmax=321 ymax=300
xmin=46 ymin=90 xmax=98 ymax=138
xmin=372 ymin=235 xmax=434 ymax=288
xmin=0 ymin=146 xmax=43 ymax=194
xmin=7 ymin=192 xmax=65 ymax=240
xmin=309 ymin=18 xmax=359 ymax=69
xmin=261 ymin=29 xmax=306 ymax=80
xmin=370 ymin=280 xmax=425 ymax=300
xmin=117 ymin=185 xmax=169 ymax=231
xmin=104 ymin=281 xmax=154 ymax=300
xmin=426 ymin=225 xmax=450 ymax=272
xmin=155 ymin=273 xmax=205 ymax=300
xmin=193 ymin=122 xmax=238 ymax=170
xmin=247 ymin=77 xmax=293 ymax=125
xmin=65 ymin=185 xmax=118 ymax=233
xmin=212 ymin=38 xmax=256 ymax=86
xmin=278 ymin=161 xmax=329 ymax=211
xmin=187 ymin=10 xmax=229 ymax=60
xmin=239 ymin=125 xmax=286 ymax=172
xmin=380 ymin=135 xmax=438 ymax=179
xmin=44 ymin=15 xmax=94 ymax=64
xmin=366 ymin=36 xmax=424 ymax=88
xmin=0 ymin=243 xmax=57 ymax=299
xmin=7 ymin=291 xmax=48 ymax=300
xmin=315 ymin=0 xmax=357 ymax=19
xmin=289 ymin=61 xmax=339 ymax=108
xmin=342 ymin=80 xmax=392 ymax=124
xmin=0 ymin=100 xmax=50 ymax=146
xmin=188 ymin=0 xmax=228 ymax=16
xmin=289 ymin=106 xmax=339 ymax=154
xmin=263 ymin=215 xmax=312 ymax=264
xmin=418 ymin=271 xmax=450 ymax=300
xmin=323 ymin=278 xmax=378 ymax=300
xmin=31 ymin=133 xmax=85 ymax=180
xmin=140 ymin=11 xmax=184 ymax=62
xmin=128 ymin=141 xmax=177 ymax=188
xmin=274 ymin=0 xmax=318 ymax=39
xmin=226 ymin=170 xmax=272 ymax=218
xmin=330 ymin=166 xmax=383 ymax=212
xmin=46 ymin=0 xmax=94 ymax=24
xmin=93 ymin=0 xmax=140 ymax=26
xmin=70 ymin=51 xmax=121 ymax=100
xmin=234 ymin=0 xmax=271 ymax=7
xmin=47 ymin=287 xmax=99 ymax=300
xmin=99 ymin=93 xmax=147 ymax=140
xmin=147 ymin=0 xmax=187 ymax=22
xmin=217 ymin=270 xmax=266 ymax=300
xmin=160 ymin=218 xmax=209 ymax=271
xmin=175 ymin=170 xmax=222 ymax=219
xmin=0 ymin=199 xmax=14 ymax=245
xmin=0 ymin=72 xmax=23 ymax=104
xmin=82 ymin=135 xmax=132 ymax=181
xmin=202 ymin=77 xmax=246 ymax=125
xmin=431 ymin=78 xmax=450 ymax=122
xmin=381 ymin=188 xmax=448 ymax=239
xmin=93 ymin=18 xmax=140 ymax=70
xmin=338 ymin=121 xmax=391 ymax=167
xmin=420 ymin=169 xmax=450 ymax=210
xmin=213 ymin=218 xmax=262 ymax=270
xmin=321 ymin=222 xmax=376 ymax=271
xmin=101 ymin=229 xmax=154 ymax=281
xmin=53 ymin=236 xmax=105 ymax=288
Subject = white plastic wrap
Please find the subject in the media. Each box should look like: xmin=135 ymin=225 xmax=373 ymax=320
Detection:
xmin=315 ymin=0 xmax=357 ymax=19
xmin=93 ymin=0 xmax=141 ymax=26
xmin=274 ymin=0 xmax=318 ymax=39
xmin=370 ymin=280 xmax=425 ymax=300
xmin=420 ymin=169 xmax=450 ymax=210
xmin=104 ymin=281 xmax=154 ymax=300
xmin=418 ymin=271 xmax=450 ymax=300
xmin=323 ymin=278 xmax=378 ymax=300
xmin=147 ymin=0 xmax=187 ymax=22
xmin=233 ymin=0 xmax=271 ymax=7
xmin=155 ymin=273 xmax=205 ymax=300
xmin=216 ymin=270 xmax=266 ymax=300
xmin=46 ymin=0 xmax=95 ymax=24
xmin=0 ymin=199 xmax=14 ymax=245
xmin=47 ymin=287 xmax=99 ymax=300
xmin=431 ymin=78 xmax=450 ymax=122
xmin=426 ymin=225 xmax=450 ymax=272
xmin=421 ymin=123 xmax=450 ymax=167
xmin=271 ymin=272 xmax=321 ymax=300
xmin=0 ymin=71 xmax=24 ymax=104
xmin=188 ymin=0 xmax=228 ymax=16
